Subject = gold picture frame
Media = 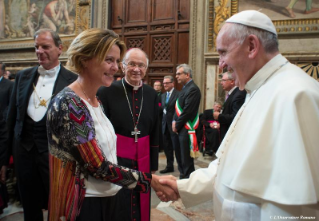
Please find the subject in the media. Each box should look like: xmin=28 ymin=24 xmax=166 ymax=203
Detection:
xmin=209 ymin=0 xmax=319 ymax=51
xmin=0 ymin=0 xmax=90 ymax=51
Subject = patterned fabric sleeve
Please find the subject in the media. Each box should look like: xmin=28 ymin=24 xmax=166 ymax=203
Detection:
xmin=48 ymin=88 xmax=151 ymax=193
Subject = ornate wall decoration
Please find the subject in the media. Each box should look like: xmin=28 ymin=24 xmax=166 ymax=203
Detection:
xmin=124 ymin=27 xmax=147 ymax=33
xmin=153 ymin=37 xmax=171 ymax=61
xmin=0 ymin=0 xmax=90 ymax=50
xmin=212 ymin=0 xmax=230 ymax=50
xmin=151 ymin=24 xmax=175 ymax=31
xmin=78 ymin=4 xmax=90 ymax=32
xmin=148 ymin=67 xmax=173 ymax=73
xmin=297 ymin=62 xmax=319 ymax=81
xmin=190 ymin=0 xmax=198 ymax=72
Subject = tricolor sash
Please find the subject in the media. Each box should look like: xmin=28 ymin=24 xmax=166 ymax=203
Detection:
xmin=175 ymin=98 xmax=200 ymax=158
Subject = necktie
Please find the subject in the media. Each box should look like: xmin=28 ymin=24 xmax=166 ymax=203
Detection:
xmin=166 ymin=92 xmax=170 ymax=104
xmin=225 ymin=93 xmax=229 ymax=101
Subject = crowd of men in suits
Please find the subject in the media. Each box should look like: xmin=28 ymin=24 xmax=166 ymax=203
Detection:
xmin=153 ymin=67 xmax=246 ymax=179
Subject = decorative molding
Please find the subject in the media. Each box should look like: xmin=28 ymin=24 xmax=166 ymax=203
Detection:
xmin=151 ymin=24 xmax=175 ymax=31
xmin=148 ymin=67 xmax=173 ymax=73
xmin=274 ymin=19 xmax=319 ymax=34
xmin=208 ymin=0 xmax=214 ymax=51
xmin=124 ymin=26 xmax=147 ymax=33
xmin=79 ymin=0 xmax=90 ymax=6
xmin=297 ymin=62 xmax=319 ymax=81
xmin=191 ymin=0 xmax=198 ymax=72
xmin=211 ymin=0 xmax=230 ymax=51
xmin=78 ymin=6 xmax=90 ymax=32
xmin=102 ymin=1 xmax=106 ymax=28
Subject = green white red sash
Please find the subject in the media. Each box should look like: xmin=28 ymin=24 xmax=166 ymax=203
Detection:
xmin=175 ymin=98 xmax=200 ymax=158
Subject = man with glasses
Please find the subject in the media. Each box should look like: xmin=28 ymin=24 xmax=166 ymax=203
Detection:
xmin=172 ymin=64 xmax=201 ymax=179
xmin=160 ymin=75 xmax=180 ymax=174
xmin=213 ymin=72 xmax=246 ymax=140
xmin=97 ymin=48 xmax=159 ymax=221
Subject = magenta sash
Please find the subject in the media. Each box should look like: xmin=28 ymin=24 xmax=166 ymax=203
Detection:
xmin=116 ymin=134 xmax=150 ymax=221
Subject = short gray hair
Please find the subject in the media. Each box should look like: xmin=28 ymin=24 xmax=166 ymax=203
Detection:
xmin=223 ymin=72 xmax=235 ymax=81
xmin=34 ymin=29 xmax=62 ymax=47
xmin=227 ymin=23 xmax=278 ymax=54
xmin=164 ymin=75 xmax=174 ymax=82
xmin=177 ymin=63 xmax=193 ymax=78
xmin=122 ymin=48 xmax=149 ymax=66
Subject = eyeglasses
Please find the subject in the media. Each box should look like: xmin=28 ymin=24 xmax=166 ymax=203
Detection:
xmin=221 ymin=79 xmax=232 ymax=82
xmin=163 ymin=82 xmax=173 ymax=84
xmin=123 ymin=62 xmax=147 ymax=70
xmin=175 ymin=72 xmax=185 ymax=76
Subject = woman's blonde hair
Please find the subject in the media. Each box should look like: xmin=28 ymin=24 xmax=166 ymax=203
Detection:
xmin=66 ymin=28 xmax=126 ymax=74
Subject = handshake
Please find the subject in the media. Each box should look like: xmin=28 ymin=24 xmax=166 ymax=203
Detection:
xmin=151 ymin=174 xmax=180 ymax=202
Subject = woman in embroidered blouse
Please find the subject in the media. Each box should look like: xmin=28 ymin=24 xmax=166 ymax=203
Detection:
xmin=46 ymin=29 xmax=164 ymax=221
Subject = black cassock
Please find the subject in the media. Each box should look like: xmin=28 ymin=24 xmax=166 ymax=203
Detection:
xmin=200 ymin=109 xmax=221 ymax=154
xmin=97 ymin=79 xmax=159 ymax=221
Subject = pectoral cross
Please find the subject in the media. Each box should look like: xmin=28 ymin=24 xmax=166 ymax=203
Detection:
xmin=131 ymin=126 xmax=141 ymax=143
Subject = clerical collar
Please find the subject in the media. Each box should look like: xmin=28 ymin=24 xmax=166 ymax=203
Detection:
xmin=124 ymin=77 xmax=143 ymax=90
xmin=38 ymin=63 xmax=60 ymax=77
xmin=245 ymin=54 xmax=287 ymax=94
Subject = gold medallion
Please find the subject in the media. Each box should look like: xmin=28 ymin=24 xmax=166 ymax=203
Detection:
xmin=39 ymin=99 xmax=47 ymax=107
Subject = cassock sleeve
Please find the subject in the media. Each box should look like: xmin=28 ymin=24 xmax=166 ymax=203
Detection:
xmin=177 ymin=160 xmax=217 ymax=208
xmin=47 ymin=94 xmax=152 ymax=193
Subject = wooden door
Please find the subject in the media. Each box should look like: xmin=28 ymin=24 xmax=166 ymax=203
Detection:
xmin=110 ymin=0 xmax=190 ymax=91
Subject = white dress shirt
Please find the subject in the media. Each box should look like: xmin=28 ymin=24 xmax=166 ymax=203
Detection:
xmin=82 ymin=99 xmax=122 ymax=197
xmin=27 ymin=64 xmax=60 ymax=122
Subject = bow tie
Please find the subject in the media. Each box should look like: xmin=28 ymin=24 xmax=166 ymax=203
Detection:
xmin=38 ymin=66 xmax=57 ymax=76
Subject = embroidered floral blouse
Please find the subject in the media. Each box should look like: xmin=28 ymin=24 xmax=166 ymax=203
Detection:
xmin=46 ymin=87 xmax=152 ymax=221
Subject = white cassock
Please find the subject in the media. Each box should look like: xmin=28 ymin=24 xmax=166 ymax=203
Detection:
xmin=177 ymin=54 xmax=319 ymax=221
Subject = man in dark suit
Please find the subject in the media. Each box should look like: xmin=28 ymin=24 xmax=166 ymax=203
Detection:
xmin=0 ymin=62 xmax=14 ymax=185
xmin=214 ymin=72 xmax=246 ymax=140
xmin=5 ymin=29 xmax=77 ymax=221
xmin=0 ymin=63 xmax=14 ymax=120
xmin=154 ymin=80 xmax=164 ymax=152
xmin=173 ymin=64 xmax=201 ymax=179
xmin=160 ymin=75 xmax=181 ymax=174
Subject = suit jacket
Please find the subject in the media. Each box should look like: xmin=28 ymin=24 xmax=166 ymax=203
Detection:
xmin=161 ymin=89 xmax=179 ymax=134
xmin=0 ymin=78 xmax=13 ymax=167
xmin=0 ymin=114 xmax=8 ymax=167
xmin=0 ymin=77 xmax=14 ymax=119
xmin=218 ymin=87 xmax=246 ymax=140
xmin=174 ymin=80 xmax=201 ymax=132
xmin=5 ymin=65 xmax=77 ymax=164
